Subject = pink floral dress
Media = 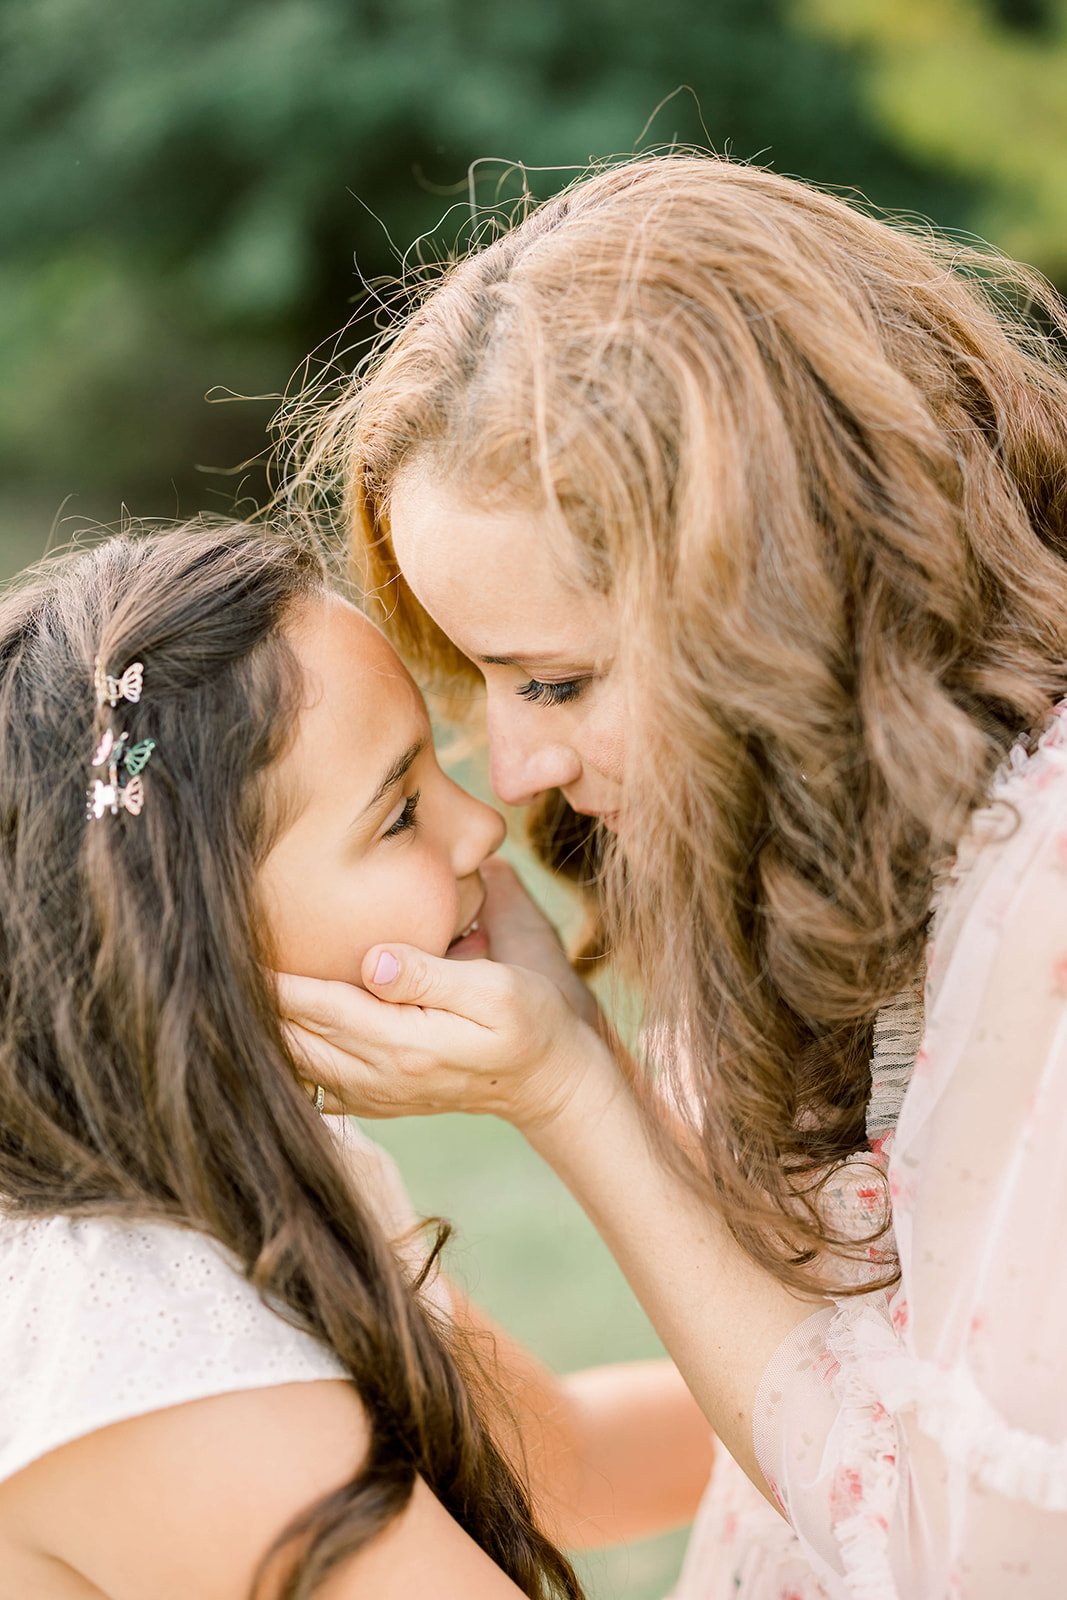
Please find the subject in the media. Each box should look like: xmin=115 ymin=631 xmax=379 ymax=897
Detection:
xmin=672 ymin=705 xmax=1067 ymax=1598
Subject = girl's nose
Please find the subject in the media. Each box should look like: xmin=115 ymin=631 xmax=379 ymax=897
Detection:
xmin=450 ymin=787 xmax=507 ymax=880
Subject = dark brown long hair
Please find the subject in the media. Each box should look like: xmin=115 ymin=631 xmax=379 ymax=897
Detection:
xmin=286 ymin=153 xmax=1067 ymax=1291
xmin=0 ymin=522 xmax=581 ymax=1599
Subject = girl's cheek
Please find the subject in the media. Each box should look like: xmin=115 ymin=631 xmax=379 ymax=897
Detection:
xmin=414 ymin=847 xmax=463 ymax=933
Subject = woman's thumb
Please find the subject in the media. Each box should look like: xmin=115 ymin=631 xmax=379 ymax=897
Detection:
xmin=362 ymin=943 xmax=449 ymax=1006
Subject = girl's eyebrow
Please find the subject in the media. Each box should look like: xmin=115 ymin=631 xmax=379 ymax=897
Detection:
xmin=360 ymin=738 xmax=425 ymax=818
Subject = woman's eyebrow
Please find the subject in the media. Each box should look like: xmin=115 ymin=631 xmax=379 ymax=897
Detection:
xmin=360 ymin=738 xmax=425 ymax=817
xmin=479 ymin=652 xmax=568 ymax=667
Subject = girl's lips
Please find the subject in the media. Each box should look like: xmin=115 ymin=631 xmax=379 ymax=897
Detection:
xmin=445 ymin=918 xmax=490 ymax=961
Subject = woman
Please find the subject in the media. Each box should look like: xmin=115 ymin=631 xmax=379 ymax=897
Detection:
xmin=281 ymin=155 xmax=1067 ymax=1595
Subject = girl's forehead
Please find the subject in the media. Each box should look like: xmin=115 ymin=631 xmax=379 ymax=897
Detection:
xmin=271 ymin=596 xmax=429 ymax=828
xmin=289 ymin=594 xmax=424 ymax=722
xmin=294 ymin=592 xmax=404 ymax=668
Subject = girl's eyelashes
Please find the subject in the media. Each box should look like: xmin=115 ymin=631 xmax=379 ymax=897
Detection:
xmin=516 ymin=676 xmax=588 ymax=707
xmin=382 ymin=789 xmax=420 ymax=839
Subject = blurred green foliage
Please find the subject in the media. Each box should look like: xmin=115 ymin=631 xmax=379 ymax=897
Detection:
xmin=798 ymin=0 xmax=1067 ymax=278
xmin=1 ymin=0 xmax=975 ymax=522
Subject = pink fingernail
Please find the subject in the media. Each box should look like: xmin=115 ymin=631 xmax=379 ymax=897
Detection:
xmin=373 ymin=951 xmax=399 ymax=985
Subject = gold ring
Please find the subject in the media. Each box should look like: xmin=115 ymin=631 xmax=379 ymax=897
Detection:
xmin=313 ymin=1084 xmax=325 ymax=1113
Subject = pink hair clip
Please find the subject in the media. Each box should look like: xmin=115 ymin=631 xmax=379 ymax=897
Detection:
xmin=87 ymin=775 xmax=145 ymax=819
xmin=91 ymin=728 xmax=115 ymax=768
xmin=94 ymin=659 xmax=143 ymax=708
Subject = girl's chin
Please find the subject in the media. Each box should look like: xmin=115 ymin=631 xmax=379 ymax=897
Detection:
xmin=445 ymin=921 xmax=491 ymax=961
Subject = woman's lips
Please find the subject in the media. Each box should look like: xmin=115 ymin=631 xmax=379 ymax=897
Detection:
xmin=577 ymin=810 xmax=621 ymax=833
xmin=566 ymin=799 xmax=621 ymax=832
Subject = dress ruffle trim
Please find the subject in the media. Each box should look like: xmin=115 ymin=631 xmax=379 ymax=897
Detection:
xmin=826 ymin=1297 xmax=1067 ymax=1576
xmin=824 ymin=1299 xmax=901 ymax=1600
xmin=936 ymin=702 xmax=1067 ymax=902
xmin=866 ymin=987 xmax=924 ymax=1143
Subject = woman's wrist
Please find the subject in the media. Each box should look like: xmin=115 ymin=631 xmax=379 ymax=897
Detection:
xmin=520 ymin=1023 xmax=631 ymax=1158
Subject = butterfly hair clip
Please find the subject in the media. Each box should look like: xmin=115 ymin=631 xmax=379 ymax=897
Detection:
xmin=87 ymin=774 xmax=145 ymax=819
xmin=94 ymin=659 xmax=144 ymax=708
xmin=87 ymin=726 xmax=157 ymax=822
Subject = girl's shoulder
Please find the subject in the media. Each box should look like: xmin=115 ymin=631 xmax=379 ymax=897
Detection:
xmin=0 ymin=1210 xmax=344 ymax=1488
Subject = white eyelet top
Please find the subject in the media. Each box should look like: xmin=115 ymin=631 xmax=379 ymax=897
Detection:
xmin=0 ymin=1119 xmax=437 ymax=1488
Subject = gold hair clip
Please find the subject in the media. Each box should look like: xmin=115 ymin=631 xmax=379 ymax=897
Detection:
xmin=94 ymin=659 xmax=144 ymax=708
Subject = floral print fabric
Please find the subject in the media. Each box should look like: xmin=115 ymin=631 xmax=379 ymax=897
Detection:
xmin=676 ymin=706 xmax=1067 ymax=1598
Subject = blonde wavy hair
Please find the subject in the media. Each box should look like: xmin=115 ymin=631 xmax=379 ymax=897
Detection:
xmin=287 ymin=155 xmax=1067 ymax=1290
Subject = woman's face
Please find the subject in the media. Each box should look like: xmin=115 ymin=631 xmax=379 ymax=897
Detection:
xmin=258 ymin=594 xmax=505 ymax=984
xmin=389 ymin=473 xmax=627 ymax=829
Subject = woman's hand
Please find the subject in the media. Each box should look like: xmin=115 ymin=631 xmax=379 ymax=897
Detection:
xmin=277 ymin=943 xmax=616 ymax=1133
xmin=474 ymin=856 xmax=603 ymax=1033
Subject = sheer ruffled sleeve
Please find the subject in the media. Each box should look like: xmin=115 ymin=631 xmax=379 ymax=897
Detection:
xmin=753 ymin=708 xmax=1067 ymax=1599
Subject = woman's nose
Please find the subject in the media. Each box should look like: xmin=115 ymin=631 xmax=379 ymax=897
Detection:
xmin=486 ymin=704 xmax=582 ymax=808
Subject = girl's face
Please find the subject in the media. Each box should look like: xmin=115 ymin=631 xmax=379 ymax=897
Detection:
xmin=389 ymin=473 xmax=627 ymax=830
xmin=258 ymin=595 xmax=506 ymax=984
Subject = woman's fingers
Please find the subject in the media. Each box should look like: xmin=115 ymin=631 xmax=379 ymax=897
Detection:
xmin=275 ymin=971 xmax=377 ymax=1034
xmin=283 ymin=1015 xmax=444 ymax=1119
xmin=275 ymin=951 xmax=606 ymax=1128
xmin=274 ymin=971 xmax=433 ymax=1083
xmin=479 ymin=858 xmax=565 ymax=962
xmin=362 ymin=942 xmax=449 ymax=1005
xmin=477 ymin=858 xmax=604 ymax=1032
xmin=275 ymin=961 xmax=510 ymax=1117
xmin=283 ymin=1019 xmax=373 ymax=1115
xmin=480 ymin=855 xmax=548 ymax=934
xmin=361 ymin=942 xmax=510 ymax=1027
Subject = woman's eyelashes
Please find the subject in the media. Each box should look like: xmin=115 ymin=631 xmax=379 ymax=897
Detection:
xmin=516 ymin=676 xmax=588 ymax=707
xmin=382 ymin=789 xmax=420 ymax=839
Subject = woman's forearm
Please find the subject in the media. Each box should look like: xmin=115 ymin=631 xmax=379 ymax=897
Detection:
xmin=524 ymin=1058 xmax=825 ymax=1498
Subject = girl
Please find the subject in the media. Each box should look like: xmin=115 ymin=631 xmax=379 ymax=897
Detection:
xmin=0 ymin=522 xmax=712 ymax=1600
xmin=281 ymin=154 xmax=1067 ymax=1596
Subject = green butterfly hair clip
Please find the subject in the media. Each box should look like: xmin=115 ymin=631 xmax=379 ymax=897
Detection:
xmin=87 ymin=729 xmax=157 ymax=820
xmin=122 ymin=739 xmax=156 ymax=777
